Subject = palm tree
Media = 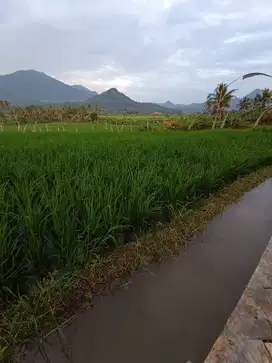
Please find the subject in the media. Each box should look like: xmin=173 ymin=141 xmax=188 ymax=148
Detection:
xmin=262 ymin=88 xmax=272 ymax=108
xmin=253 ymin=88 xmax=272 ymax=128
xmin=206 ymin=83 xmax=236 ymax=128
xmin=0 ymin=100 xmax=11 ymax=125
xmin=238 ymin=97 xmax=252 ymax=111
xmin=204 ymin=98 xmax=216 ymax=115
xmin=253 ymin=93 xmax=263 ymax=109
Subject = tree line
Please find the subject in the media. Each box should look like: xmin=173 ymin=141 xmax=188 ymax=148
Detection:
xmin=0 ymin=84 xmax=272 ymax=129
xmin=205 ymin=83 xmax=272 ymax=128
xmin=0 ymin=102 xmax=101 ymax=125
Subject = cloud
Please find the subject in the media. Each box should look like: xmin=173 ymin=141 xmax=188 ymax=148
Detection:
xmin=1 ymin=0 xmax=272 ymax=103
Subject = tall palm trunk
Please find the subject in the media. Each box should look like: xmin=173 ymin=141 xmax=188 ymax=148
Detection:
xmin=253 ymin=109 xmax=267 ymax=128
xmin=221 ymin=115 xmax=227 ymax=128
xmin=212 ymin=116 xmax=217 ymax=129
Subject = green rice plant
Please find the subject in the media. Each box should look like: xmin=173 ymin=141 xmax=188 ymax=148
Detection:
xmin=0 ymin=128 xmax=272 ymax=302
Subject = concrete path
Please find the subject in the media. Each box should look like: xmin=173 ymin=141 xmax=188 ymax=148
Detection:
xmin=204 ymin=236 xmax=272 ymax=363
xmin=25 ymin=179 xmax=272 ymax=363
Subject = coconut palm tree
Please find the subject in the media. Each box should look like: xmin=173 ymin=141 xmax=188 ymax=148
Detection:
xmin=0 ymin=100 xmax=10 ymax=110
xmin=206 ymin=83 xmax=236 ymax=128
xmin=253 ymin=93 xmax=263 ymax=109
xmin=0 ymin=100 xmax=11 ymax=125
xmin=261 ymin=88 xmax=272 ymax=108
xmin=204 ymin=98 xmax=216 ymax=115
xmin=238 ymin=97 xmax=252 ymax=111
xmin=253 ymin=88 xmax=272 ymax=127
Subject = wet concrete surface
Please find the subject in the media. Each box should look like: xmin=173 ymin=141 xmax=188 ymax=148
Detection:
xmin=204 ymin=236 xmax=272 ymax=362
xmin=25 ymin=179 xmax=272 ymax=363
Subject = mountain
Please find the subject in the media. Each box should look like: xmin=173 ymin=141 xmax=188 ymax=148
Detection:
xmin=0 ymin=70 xmax=97 ymax=104
xmin=245 ymin=89 xmax=263 ymax=99
xmin=158 ymin=101 xmax=206 ymax=113
xmin=158 ymin=101 xmax=178 ymax=109
xmin=71 ymin=85 xmax=98 ymax=98
xmin=88 ymin=88 xmax=181 ymax=114
xmin=159 ymin=89 xmax=265 ymax=114
xmin=177 ymin=102 xmax=206 ymax=113
xmin=0 ymin=69 xmax=266 ymax=113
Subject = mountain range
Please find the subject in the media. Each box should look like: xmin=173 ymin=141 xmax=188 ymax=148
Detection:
xmin=0 ymin=70 xmax=98 ymax=104
xmin=87 ymin=88 xmax=179 ymax=114
xmin=71 ymin=84 xmax=98 ymax=99
xmin=0 ymin=69 xmax=264 ymax=114
xmin=158 ymin=89 xmax=263 ymax=113
xmin=0 ymin=70 xmax=179 ymax=113
xmin=158 ymin=100 xmax=205 ymax=113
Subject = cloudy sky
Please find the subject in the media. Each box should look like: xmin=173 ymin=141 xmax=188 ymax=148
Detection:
xmin=1 ymin=0 xmax=272 ymax=103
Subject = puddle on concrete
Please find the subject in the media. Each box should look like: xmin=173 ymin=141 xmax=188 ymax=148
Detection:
xmin=24 ymin=180 xmax=272 ymax=363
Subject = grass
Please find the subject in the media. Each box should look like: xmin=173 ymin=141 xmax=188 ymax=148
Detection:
xmin=1 ymin=125 xmax=272 ymax=360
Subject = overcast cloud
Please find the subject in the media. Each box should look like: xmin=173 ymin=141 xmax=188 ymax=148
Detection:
xmin=1 ymin=0 xmax=272 ymax=103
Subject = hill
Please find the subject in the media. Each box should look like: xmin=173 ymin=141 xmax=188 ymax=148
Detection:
xmin=159 ymin=101 xmax=206 ymax=113
xmin=159 ymin=89 xmax=265 ymax=113
xmin=157 ymin=101 xmax=178 ymax=109
xmin=245 ymin=89 xmax=263 ymax=99
xmin=0 ymin=70 xmax=97 ymax=104
xmin=0 ymin=69 xmax=265 ymax=113
xmin=88 ymin=88 xmax=181 ymax=114
xmin=71 ymin=85 xmax=98 ymax=98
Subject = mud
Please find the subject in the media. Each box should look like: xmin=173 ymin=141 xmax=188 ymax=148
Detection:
xmin=25 ymin=179 xmax=272 ymax=363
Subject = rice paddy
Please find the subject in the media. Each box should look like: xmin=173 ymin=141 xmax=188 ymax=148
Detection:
xmin=0 ymin=123 xmax=272 ymax=361
xmin=1 ymin=125 xmax=272 ymax=301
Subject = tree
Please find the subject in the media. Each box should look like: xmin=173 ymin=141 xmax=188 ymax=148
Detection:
xmin=0 ymin=100 xmax=10 ymax=110
xmin=0 ymin=100 xmax=11 ymax=125
xmin=238 ymin=97 xmax=252 ymax=111
xmin=253 ymin=88 xmax=272 ymax=128
xmin=253 ymin=93 xmax=263 ymax=109
xmin=204 ymin=98 xmax=216 ymax=115
xmin=262 ymin=88 xmax=272 ymax=108
xmin=206 ymin=83 xmax=236 ymax=128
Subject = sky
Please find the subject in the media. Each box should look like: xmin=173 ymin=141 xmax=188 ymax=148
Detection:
xmin=1 ymin=0 xmax=272 ymax=104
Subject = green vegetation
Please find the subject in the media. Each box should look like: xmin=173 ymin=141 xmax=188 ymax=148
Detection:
xmin=0 ymin=125 xmax=272 ymax=361
xmin=1 ymin=106 xmax=272 ymax=131
xmin=1 ymin=88 xmax=272 ymax=130
xmin=1 ymin=68 xmax=272 ymax=360
xmin=0 ymin=77 xmax=272 ymax=360
xmin=1 ymin=127 xmax=272 ymax=302
xmin=204 ymin=84 xmax=272 ymax=129
xmin=206 ymin=82 xmax=236 ymax=117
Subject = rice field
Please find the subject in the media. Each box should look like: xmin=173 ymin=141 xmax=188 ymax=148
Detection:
xmin=1 ymin=125 xmax=272 ymax=302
